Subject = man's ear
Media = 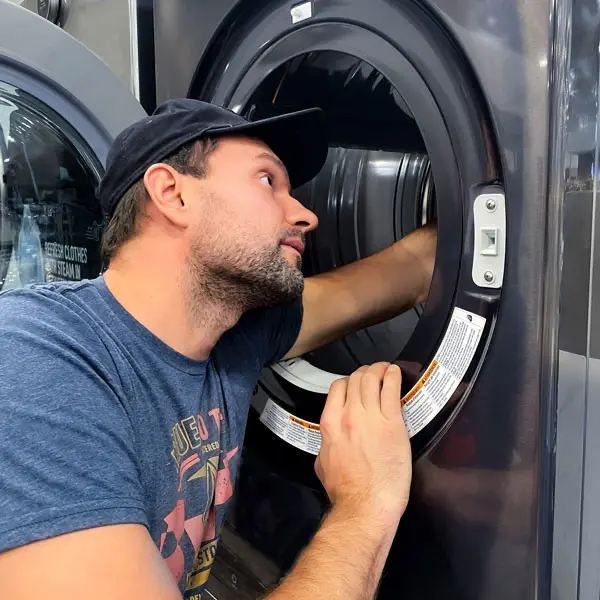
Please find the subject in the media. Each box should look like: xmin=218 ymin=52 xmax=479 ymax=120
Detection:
xmin=143 ymin=163 xmax=189 ymax=226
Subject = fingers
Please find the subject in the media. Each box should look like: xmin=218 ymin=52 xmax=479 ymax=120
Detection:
xmin=381 ymin=364 xmax=403 ymax=420
xmin=345 ymin=365 xmax=368 ymax=410
xmin=320 ymin=377 xmax=348 ymax=437
xmin=360 ymin=362 xmax=390 ymax=410
xmin=322 ymin=362 xmax=402 ymax=432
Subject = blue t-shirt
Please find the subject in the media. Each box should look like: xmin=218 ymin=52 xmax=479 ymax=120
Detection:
xmin=0 ymin=276 xmax=302 ymax=598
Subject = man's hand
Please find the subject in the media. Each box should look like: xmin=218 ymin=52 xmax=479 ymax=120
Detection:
xmin=284 ymin=224 xmax=437 ymax=360
xmin=316 ymin=362 xmax=412 ymax=520
xmin=264 ymin=363 xmax=411 ymax=600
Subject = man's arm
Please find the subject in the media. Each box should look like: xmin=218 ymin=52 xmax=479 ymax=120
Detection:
xmin=265 ymin=362 xmax=411 ymax=600
xmin=0 ymin=292 xmax=177 ymax=599
xmin=284 ymin=224 xmax=437 ymax=359
xmin=263 ymin=504 xmax=399 ymax=600
xmin=0 ymin=525 xmax=182 ymax=600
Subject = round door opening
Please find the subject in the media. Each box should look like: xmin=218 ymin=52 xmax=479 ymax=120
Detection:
xmin=193 ymin=10 xmax=501 ymax=466
xmin=242 ymin=50 xmax=436 ymax=392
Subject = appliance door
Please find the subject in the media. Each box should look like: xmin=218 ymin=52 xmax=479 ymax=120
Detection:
xmin=0 ymin=1 xmax=146 ymax=292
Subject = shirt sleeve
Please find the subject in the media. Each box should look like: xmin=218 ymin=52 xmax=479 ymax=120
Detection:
xmin=0 ymin=290 xmax=148 ymax=553
xmin=237 ymin=296 xmax=304 ymax=368
xmin=265 ymin=295 xmax=304 ymax=366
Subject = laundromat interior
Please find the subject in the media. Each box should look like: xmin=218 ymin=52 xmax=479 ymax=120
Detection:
xmin=2 ymin=0 xmax=600 ymax=597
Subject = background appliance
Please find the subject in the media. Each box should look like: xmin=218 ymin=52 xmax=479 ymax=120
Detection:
xmin=3 ymin=0 xmax=599 ymax=598
xmin=17 ymin=0 xmax=156 ymax=112
xmin=0 ymin=2 xmax=146 ymax=295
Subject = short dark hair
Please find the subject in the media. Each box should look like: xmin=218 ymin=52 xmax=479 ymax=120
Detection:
xmin=100 ymin=137 xmax=218 ymax=263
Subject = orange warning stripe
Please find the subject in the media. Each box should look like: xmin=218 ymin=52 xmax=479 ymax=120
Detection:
xmin=290 ymin=415 xmax=321 ymax=431
xmin=421 ymin=360 xmax=439 ymax=383
xmin=400 ymin=360 xmax=439 ymax=407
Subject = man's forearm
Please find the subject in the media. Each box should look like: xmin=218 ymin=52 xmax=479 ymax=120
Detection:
xmin=263 ymin=504 xmax=400 ymax=600
xmin=318 ymin=224 xmax=435 ymax=319
xmin=285 ymin=225 xmax=436 ymax=358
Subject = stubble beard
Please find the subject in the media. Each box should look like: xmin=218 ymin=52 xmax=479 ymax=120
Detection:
xmin=186 ymin=233 xmax=305 ymax=318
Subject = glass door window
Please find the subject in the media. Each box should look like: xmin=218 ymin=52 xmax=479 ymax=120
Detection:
xmin=0 ymin=83 xmax=104 ymax=291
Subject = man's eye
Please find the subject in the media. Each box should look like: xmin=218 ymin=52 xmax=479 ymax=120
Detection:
xmin=261 ymin=174 xmax=273 ymax=187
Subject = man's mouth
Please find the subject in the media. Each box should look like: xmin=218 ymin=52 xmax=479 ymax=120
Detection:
xmin=281 ymin=238 xmax=305 ymax=256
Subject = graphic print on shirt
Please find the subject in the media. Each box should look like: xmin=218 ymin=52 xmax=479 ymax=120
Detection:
xmin=159 ymin=407 xmax=238 ymax=599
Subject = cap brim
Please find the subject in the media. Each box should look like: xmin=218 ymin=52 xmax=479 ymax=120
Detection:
xmin=206 ymin=108 xmax=328 ymax=189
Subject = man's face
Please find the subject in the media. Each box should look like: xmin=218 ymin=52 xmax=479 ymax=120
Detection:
xmin=181 ymin=136 xmax=319 ymax=311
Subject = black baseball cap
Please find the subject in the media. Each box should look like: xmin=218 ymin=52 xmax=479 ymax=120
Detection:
xmin=97 ymin=98 xmax=329 ymax=220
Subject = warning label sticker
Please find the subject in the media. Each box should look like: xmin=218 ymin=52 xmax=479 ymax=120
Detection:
xmin=260 ymin=399 xmax=322 ymax=455
xmin=261 ymin=306 xmax=486 ymax=453
xmin=401 ymin=307 xmax=486 ymax=437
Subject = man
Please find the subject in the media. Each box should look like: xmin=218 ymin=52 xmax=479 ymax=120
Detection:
xmin=0 ymin=99 xmax=435 ymax=599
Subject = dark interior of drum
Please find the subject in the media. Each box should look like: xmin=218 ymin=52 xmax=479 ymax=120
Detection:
xmin=245 ymin=51 xmax=436 ymax=374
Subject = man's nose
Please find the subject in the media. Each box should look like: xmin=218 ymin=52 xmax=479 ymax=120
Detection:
xmin=282 ymin=194 xmax=319 ymax=232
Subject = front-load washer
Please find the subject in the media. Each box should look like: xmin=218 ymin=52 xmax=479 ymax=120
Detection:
xmin=151 ymin=1 xmax=567 ymax=598
xmin=0 ymin=3 xmax=147 ymax=296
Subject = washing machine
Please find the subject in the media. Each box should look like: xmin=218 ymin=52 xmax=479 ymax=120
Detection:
xmin=151 ymin=1 xmax=565 ymax=599
xmin=0 ymin=0 xmax=591 ymax=598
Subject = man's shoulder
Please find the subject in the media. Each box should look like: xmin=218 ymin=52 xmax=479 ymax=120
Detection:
xmin=230 ymin=297 xmax=301 ymax=338
xmin=0 ymin=279 xmax=127 ymax=396
xmin=221 ymin=296 xmax=303 ymax=368
xmin=0 ymin=278 xmax=108 ymax=342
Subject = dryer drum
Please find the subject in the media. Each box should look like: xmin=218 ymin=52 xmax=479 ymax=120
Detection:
xmin=300 ymin=147 xmax=435 ymax=376
xmin=240 ymin=50 xmax=436 ymax=381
